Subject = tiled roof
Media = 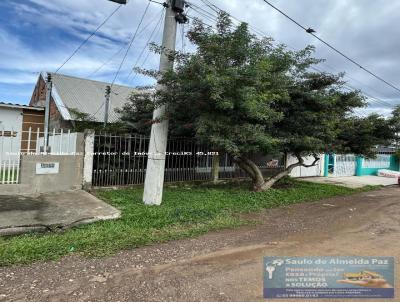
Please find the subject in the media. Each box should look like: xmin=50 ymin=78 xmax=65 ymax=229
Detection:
xmin=0 ymin=102 xmax=44 ymax=111
xmin=47 ymin=73 xmax=137 ymax=123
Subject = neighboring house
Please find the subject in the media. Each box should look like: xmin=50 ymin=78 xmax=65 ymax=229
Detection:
xmin=0 ymin=102 xmax=44 ymax=161
xmin=29 ymin=72 xmax=137 ymax=130
xmin=288 ymin=149 xmax=400 ymax=179
xmin=376 ymin=146 xmax=398 ymax=154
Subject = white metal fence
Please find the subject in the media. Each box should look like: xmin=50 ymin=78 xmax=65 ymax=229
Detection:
xmin=0 ymin=128 xmax=77 ymax=184
xmin=363 ymin=154 xmax=391 ymax=169
xmin=0 ymin=129 xmax=20 ymax=184
xmin=36 ymin=129 xmax=77 ymax=155
xmin=332 ymin=154 xmax=356 ymax=177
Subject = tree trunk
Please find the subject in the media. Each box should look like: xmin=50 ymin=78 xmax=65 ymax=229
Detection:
xmin=234 ymin=157 xmax=265 ymax=191
xmin=234 ymin=154 xmax=320 ymax=192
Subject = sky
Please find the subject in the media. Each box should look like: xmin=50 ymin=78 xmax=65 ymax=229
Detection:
xmin=0 ymin=0 xmax=399 ymax=115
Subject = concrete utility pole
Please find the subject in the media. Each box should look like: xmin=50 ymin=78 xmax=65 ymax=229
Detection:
xmin=44 ymin=73 xmax=52 ymax=152
xmin=104 ymin=85 xmax=111 ymax=127
xmin=212 ymin=154 xmax=220 ymax=184
xmin=143 ymin=0 xmax=187 ymax=205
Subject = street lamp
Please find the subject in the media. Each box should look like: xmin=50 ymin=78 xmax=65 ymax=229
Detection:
xmin=108 ymin=0 xmax=128 ymax=4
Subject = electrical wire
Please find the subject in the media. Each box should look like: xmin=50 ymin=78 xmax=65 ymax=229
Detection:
xmin=126 ymin=8 xmax=165 ymax=80
xmin=190 ymin=0 xmax=396 ymax=111
xmin=110 ymin=1 xmax=151 ymax=88
xmin=260 ymin=0 xmax=400 ymax=95
xmin=55 ymin=4 xmax=122 ymax=73
xmin=88 ymin=8 xmax=164 ymax=78
xmin=310 ymin=65 xmax=395 ymax=110
xmin=129 ymin=9 xmax=165 ymax=85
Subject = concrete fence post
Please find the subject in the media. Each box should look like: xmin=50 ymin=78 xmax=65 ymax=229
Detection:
xmin=83 ymin=129 xmax=95 ymax=190
xmin=211 ymin=154 xmax=220 ymax=184
xmin=324 ymin=154 xmax=329 ymax=177
xmin=355 ymin=156 xmax=364 ymax=176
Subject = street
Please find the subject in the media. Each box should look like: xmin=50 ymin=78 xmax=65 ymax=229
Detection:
xmin=1 ymin=186 xmax=399 ymax=301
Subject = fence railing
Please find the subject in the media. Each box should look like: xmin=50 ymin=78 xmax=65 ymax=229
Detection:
xmin=363 ymin=154 xmax=392 ymax=169
xmin=0 ymin=127 xmax=77 ymax=184
xmin=0 ymin=129 xmax=21 ymax=184
xmin=22 ymin=128 xmax=77 ymax=155
xmin=92 ymin=133 xmax=285 ymax=187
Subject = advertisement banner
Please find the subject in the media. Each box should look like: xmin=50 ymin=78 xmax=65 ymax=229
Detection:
xmin=264 ymin=256 xmax=394 ymax=299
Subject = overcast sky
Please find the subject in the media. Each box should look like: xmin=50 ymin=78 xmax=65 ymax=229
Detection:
xmin=0 ymin=0 xmax=399 ymax=115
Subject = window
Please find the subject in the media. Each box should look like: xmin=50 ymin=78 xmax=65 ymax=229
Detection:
xmin=0 ymin=131 xmax=18 ymax=137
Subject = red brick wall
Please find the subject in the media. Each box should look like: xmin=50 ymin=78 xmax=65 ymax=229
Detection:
xmin=20 ymin=109 xmax=45 ymax=153
xmin=30 ymin=76 xmax=72 ymax=130
xmin=30 ymin=76 xmax=47 ymax=107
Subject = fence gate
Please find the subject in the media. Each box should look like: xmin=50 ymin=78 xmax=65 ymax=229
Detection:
xmin=332 ymin=154 xmax=356 ymax=177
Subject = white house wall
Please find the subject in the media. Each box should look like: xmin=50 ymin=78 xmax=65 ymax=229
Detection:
xmin=0 ymin=107 xmax=23 ymax=163
xmin=287 ymin=154 xmax=324 ymax=178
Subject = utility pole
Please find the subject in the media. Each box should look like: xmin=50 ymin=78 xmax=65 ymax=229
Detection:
xmin=44 ymin=73 xmax=52 ymax=153
xmin=143 ymin=0 xmax=187 ymax=205
xmin=104 ymin=85 xmax=111 ymax=127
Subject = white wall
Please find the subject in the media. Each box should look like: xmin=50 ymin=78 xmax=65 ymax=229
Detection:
xmin=288 ymin=154 xmax=324 ymax=178
xmin=0 ymin=107 xmax=23 ymax=164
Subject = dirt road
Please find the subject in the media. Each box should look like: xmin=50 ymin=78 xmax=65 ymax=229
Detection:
xmin=1 ymin=187 xmax=399 ymax=301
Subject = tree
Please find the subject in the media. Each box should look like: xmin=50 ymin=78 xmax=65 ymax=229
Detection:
xmin=389 ymin=105 xmax=400 ymax=147
xmin=336 ymin=114 xmax=395 ymax=158
xmin=120 ymin=13 xmax=393 ymax=191
xmin=68 ymin=108 xmax=125 ymax=133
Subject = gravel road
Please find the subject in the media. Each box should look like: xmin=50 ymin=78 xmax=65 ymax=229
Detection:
xmin=1 ymin=186 xmax=399 ymax=302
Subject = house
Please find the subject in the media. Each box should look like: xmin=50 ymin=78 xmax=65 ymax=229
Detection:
xmin=0 ymin=102 xmax=44 ymax=162
xmin=29 ymin=72 xmax=137 ymax=130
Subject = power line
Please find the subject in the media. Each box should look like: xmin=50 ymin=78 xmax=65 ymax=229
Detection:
xmin=316 ymin=60 xmax=395 ymax=105
xmin=186 ymin=2 xmax=219 ymax=25
xmin=310 ymin=66 xmax=394 ymax=109
xmin=186 ymin=13 xmax=214 ymax=29
xmin=199 ymin=0 xmax=274 ymax=38
xmin=88 ymin=7 xmax=165 ymax=78
xmin=91 ymin=2 xmax=152 ymax=120
xmin=260 ymin=0 xmax=400 ymax=95
xmin=129 ymin=9 xmax=166 ymax=85
xmin=110 ymin=1 xmax=151 ymax=88
xmin=190 ymin=0 xmax=395 ymax=111
xmin=126 ymin=7 xmax=165 ymax=80
xmin=91 ymin=102 xmax=106 ymax=121
xmin=55 ymin=5 xmax=122 ymax=73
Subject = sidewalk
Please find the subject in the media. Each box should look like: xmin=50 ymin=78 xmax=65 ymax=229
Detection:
xmin=0 ymin=191 xmax=120 ymax=236
xmin=301 ymin=175 xmax=398 ymax=188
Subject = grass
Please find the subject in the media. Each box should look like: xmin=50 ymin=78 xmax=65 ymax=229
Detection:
xmin=0 ymin=179 xmax=374 ymax=266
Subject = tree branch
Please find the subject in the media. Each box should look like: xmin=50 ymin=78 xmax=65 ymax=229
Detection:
xmin=300 ymin=154 xmax=320 ymax=168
